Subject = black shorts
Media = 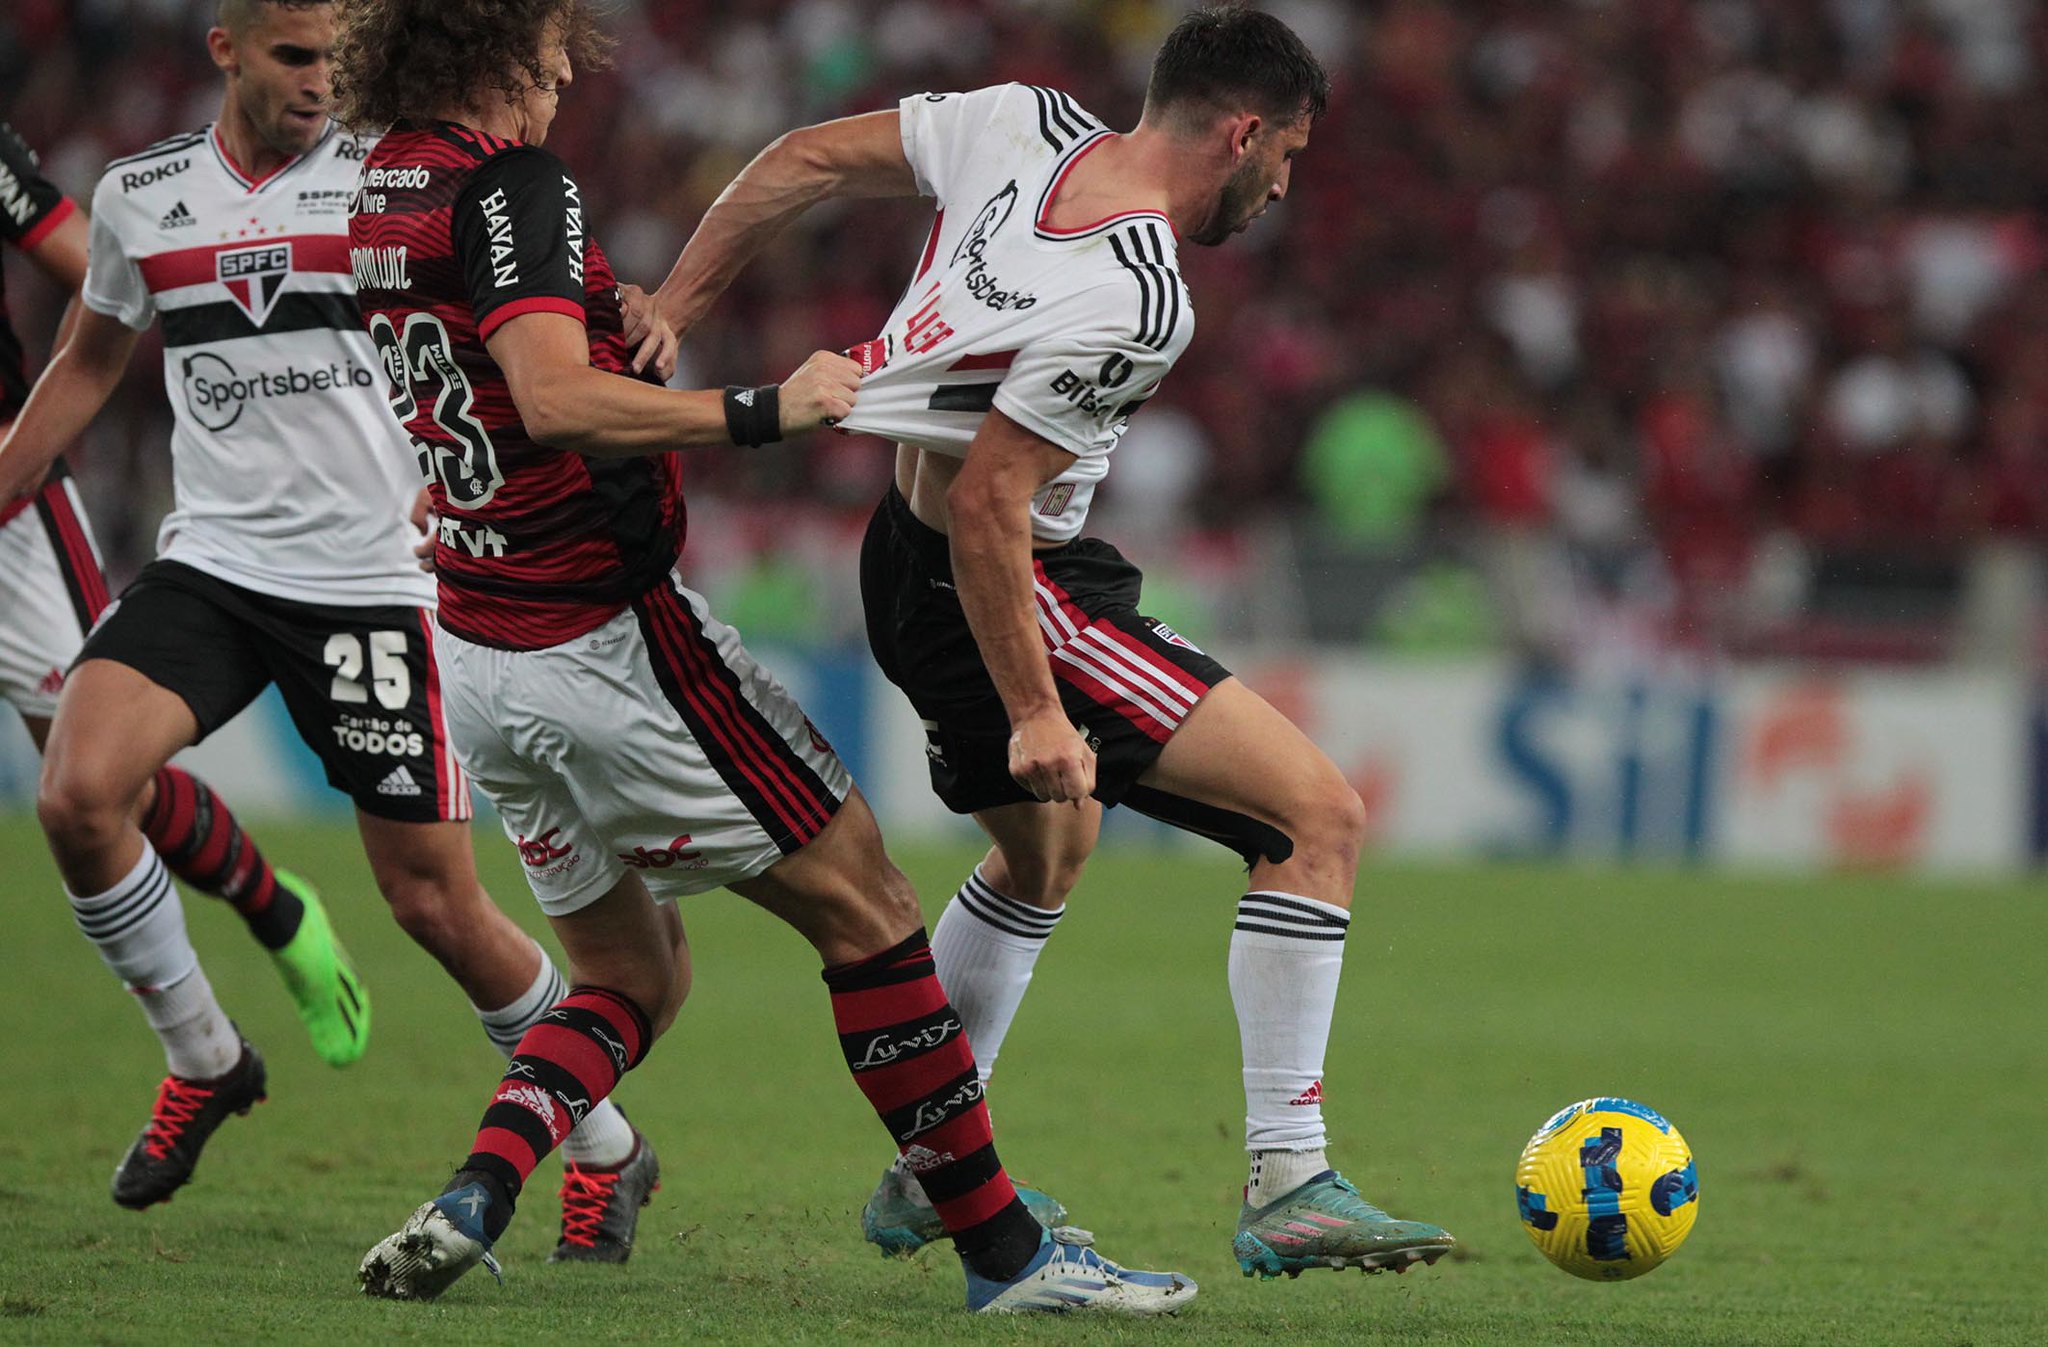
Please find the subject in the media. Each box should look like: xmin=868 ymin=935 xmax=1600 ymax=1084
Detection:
xmin=860 ymin=485 xmax=1233 ymax=815
xmin=78 ymin=560 xmax=469 ymax=823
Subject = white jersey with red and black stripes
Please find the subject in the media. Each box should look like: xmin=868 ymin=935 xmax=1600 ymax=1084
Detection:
xmin=80 ymin=122 xmax=433 ymax=608
xmin=837 ymin=83 xmax=1195 ymax=544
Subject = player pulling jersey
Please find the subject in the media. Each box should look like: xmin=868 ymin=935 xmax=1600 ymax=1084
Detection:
xmin=839 ymin=84 xmax=1194 ymax=544
xmin=350 ymin=121 xmax=682 ymax=651
xmin=82 ymin=121 xmax=431 ymax=607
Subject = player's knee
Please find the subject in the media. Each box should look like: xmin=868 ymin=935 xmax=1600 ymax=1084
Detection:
xmin=991 ymin=840 xmax=1087 ymax=908
xmin=36 ymin=766 xmax=134 ymax=860
xmin=375 ymin=870 xmax=471 ymax=957
xmin=1281 ymin=769 xmax=1369 ymax=867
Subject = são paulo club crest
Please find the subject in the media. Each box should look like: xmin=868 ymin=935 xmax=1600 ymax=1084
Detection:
xmin=217 ymin=242 xmax=291 ymax=325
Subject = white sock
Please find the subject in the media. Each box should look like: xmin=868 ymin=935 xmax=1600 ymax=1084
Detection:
xmin=1230 ymin=890 xmax=1349 ymax=1205
xmin=930 ymin=865 xmax=1064 ymax=1085
xmin=71 ymin=848 xmax=239 ymax=1078
xmin=475 ymin=946 xmax=638 ymax=1167
xmin=1246 ymin=1147 xmax=1331 ymax=1210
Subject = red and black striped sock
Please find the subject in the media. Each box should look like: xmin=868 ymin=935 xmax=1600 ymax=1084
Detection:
xmin=461 ymin=985 xmax=652 ymax=1228
xmin=140 ymin=766 xmax=300 ymax=950
xmin=825 ymin=929 xmax=1042 ymax=1281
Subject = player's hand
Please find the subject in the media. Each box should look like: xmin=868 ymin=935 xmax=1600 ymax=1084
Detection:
xmin=409 ymin=487 xmax=437 ymax=574
xmin=779 ymin=350 xmax=862 ymax=434
xmin=620 ymin=284 xmax=679 ymax=382
xmin=1008 ymin=709 xmax=1095 ymax=805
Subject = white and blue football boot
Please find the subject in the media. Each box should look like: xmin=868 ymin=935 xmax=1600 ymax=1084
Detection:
xmin=964 ymin=1226 xmax=1196 ymax=1315
xmin=358 ymin=1179 xmax=505 ymax=1301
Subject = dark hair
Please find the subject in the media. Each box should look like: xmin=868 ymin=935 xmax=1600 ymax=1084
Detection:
xmin=217 ymin=0 xmax=331 ymax=36
xmin=1145 ymin=4 xmax=1329 ymax=128
xmin=331 ymin=0 xmax=612 ymax=130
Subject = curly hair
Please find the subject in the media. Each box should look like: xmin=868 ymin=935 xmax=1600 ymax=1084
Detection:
xmin=332 ymin=0 xmax=612 ymax=130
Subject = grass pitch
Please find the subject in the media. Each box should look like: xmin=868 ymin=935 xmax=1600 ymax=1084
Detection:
xmin=0 ymin=812 xmax=2041 ymax=1345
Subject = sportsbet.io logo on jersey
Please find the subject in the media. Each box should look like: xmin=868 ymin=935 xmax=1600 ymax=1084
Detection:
xmin=181 ymin=351 xmax=376 ymax=431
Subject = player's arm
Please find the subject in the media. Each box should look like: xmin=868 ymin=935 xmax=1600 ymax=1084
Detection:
xmin=485 ymin=311 xmax=857 ymax=457
xmin=947 ymin=411 xmax=1093 ymax=804
xmin=462 ymin=148 xmax=859 ymax=456
xmin=22 ymin=208 xmax=90 ymax=357
xmin=645 ymin=111 xmax=918 ymax=339
xmin=0 ymin=304 xmax=141 ymax=502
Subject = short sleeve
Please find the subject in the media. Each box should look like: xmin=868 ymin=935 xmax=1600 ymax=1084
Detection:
xmin=0 ymin=122 xmax=76 ymax=250
xmin=897 ymin=85 xmax=1022 ymax=203
xmin=993 ymin=322 xmax=1182 ymax=461
xmin=80 ymin=172 xmax=153 ymax=330
xmin=451 ymin=146 xmax=587 ymax=342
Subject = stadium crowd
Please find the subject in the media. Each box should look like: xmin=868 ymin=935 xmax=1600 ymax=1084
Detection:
xmin=5 ymin=0 xmax=2045 ymax=661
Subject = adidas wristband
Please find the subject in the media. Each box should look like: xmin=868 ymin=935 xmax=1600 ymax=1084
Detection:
xmin=723 ymin=384 xmax=781 ymax=447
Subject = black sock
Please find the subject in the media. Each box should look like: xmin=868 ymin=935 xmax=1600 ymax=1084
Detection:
xmin=955 ymin=1198 xmax=1045 ymax=1282
xmin=443 ymin=1164 xmax=516 ymax=1243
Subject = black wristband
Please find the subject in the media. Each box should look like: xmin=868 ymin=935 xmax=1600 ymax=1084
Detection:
xmin=723 ymin=384 xmax=782 ymax=447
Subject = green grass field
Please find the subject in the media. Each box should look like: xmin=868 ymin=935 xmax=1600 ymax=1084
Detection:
xmin=0 ymin=813 xmax=2042 ymax=1345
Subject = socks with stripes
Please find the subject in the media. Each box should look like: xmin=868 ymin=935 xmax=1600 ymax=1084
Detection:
xmin=69 ymin=847 xmax=241 ymax=1078
xmin=139 ymin=766 xmax=300 ymax=951
xmin=473 ymin=950 xmax=639 ymax=1167
xmin=929 ymin=866 xmax=1063 ymax=1085
xmin=1231 ymin=891 xmax=1350 ymax=1207
xmin=460 ymin=985 xmax=652 ymax=1235
xmin=824 ymin=929 xmax=1043 ymax=1282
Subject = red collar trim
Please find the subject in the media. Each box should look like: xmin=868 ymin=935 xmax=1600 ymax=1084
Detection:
xmin=1035 ymin=133 xmax=1177 ymax=239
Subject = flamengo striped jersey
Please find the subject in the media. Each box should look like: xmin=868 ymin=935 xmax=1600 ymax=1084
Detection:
xmin=0 ymin=121 xmax=81 ymax=530
xmin=350 ymin=121 xmax=681 ymax=652
xmin=836 ymin=84 xmax=1194 ymax=544
xmin=80 ymin=122 xmax=434 ymax=607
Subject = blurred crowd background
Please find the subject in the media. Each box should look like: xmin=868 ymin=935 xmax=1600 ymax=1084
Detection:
xmin=6 ymin=0 xmax=2048 ymax=666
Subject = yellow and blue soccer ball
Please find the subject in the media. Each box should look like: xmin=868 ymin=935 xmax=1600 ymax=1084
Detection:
xmin=1514 ymin=1097 xmax=1698 ymax=1281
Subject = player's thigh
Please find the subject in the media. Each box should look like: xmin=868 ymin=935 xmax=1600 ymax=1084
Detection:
xmin=1137 ymin=677 xmax=1366 ymax=868
xmin=40 ymin=659 xmax=202 ymax=815
xmin=728 ymin=786 xmax=922 ymax=967
xmin=257 ymin=600 xmax=471 ymax=824
xmin=44 ymin=562 xmax=274 ymax=813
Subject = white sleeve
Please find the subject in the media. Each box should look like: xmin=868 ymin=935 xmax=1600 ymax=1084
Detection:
xmin=993 ymin=318 xmax=1184 ymax=461
xmin=80 ymin=176 xmax=153 ymax=330
xmin=897 ymin=84 xmax=1025 ymax=202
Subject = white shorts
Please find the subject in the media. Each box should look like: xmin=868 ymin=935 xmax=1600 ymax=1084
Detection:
xmin=435 ymin=572 xmax=854 ymax=916
xmin=0 ymin=478 xmax=109 ymax=722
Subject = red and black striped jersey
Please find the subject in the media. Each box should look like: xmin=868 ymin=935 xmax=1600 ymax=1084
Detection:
xmin=350 ymin=120 xmax=683 ymax=651
xmin=1 ymin=121 xmax=79 ymax=529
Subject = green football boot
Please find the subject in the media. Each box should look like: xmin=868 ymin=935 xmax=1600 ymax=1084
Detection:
xmin=269 ymin=871 xmax=370 ymax=1067
xmin=1234 ymin=1171 xmax=1455 ymax=1278
xmin=862 ymin=1156 xmax=1072 ymax=1258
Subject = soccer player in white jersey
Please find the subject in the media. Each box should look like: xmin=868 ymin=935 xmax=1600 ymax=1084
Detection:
xmin=0 ymin=117 xmax=390 ymax=1105
xmin=0 ymin=0 xmax=662 ymax=1260
xmin=645 ymin=5 xmax=1457 ymax=1279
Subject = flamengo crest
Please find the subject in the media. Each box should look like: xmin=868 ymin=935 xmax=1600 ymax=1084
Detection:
xmin=218 ymin=242 xmax=291 ymax=325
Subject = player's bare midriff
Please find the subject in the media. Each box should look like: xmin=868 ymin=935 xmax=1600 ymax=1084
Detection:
xmin=895 ymin=443 xmax=1065 ymax=552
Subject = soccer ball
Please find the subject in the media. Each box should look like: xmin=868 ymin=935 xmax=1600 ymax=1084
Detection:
xmin=1514 ymin=1097 xmax=1699 ymax=1281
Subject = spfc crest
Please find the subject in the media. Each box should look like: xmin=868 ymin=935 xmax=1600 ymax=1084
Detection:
xmin=217 ymin=242 xmax=291 ymax=325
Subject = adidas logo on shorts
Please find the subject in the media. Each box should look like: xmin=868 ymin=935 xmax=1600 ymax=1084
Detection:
xmin=376 ymin=764 xmax=422 ymax=798
xmin=159 ymin=200 xmax=196 ymax=229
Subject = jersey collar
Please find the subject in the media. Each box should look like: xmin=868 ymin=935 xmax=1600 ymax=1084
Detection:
xmin=1034 ymin=131 xmax=1177 ymax=243
xmin=208 ymin=120 xmax=335 ymax=194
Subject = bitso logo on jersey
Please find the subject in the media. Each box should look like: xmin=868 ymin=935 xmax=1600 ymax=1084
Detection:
xmin=218 ymin=242 xmax=291 ymax=325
